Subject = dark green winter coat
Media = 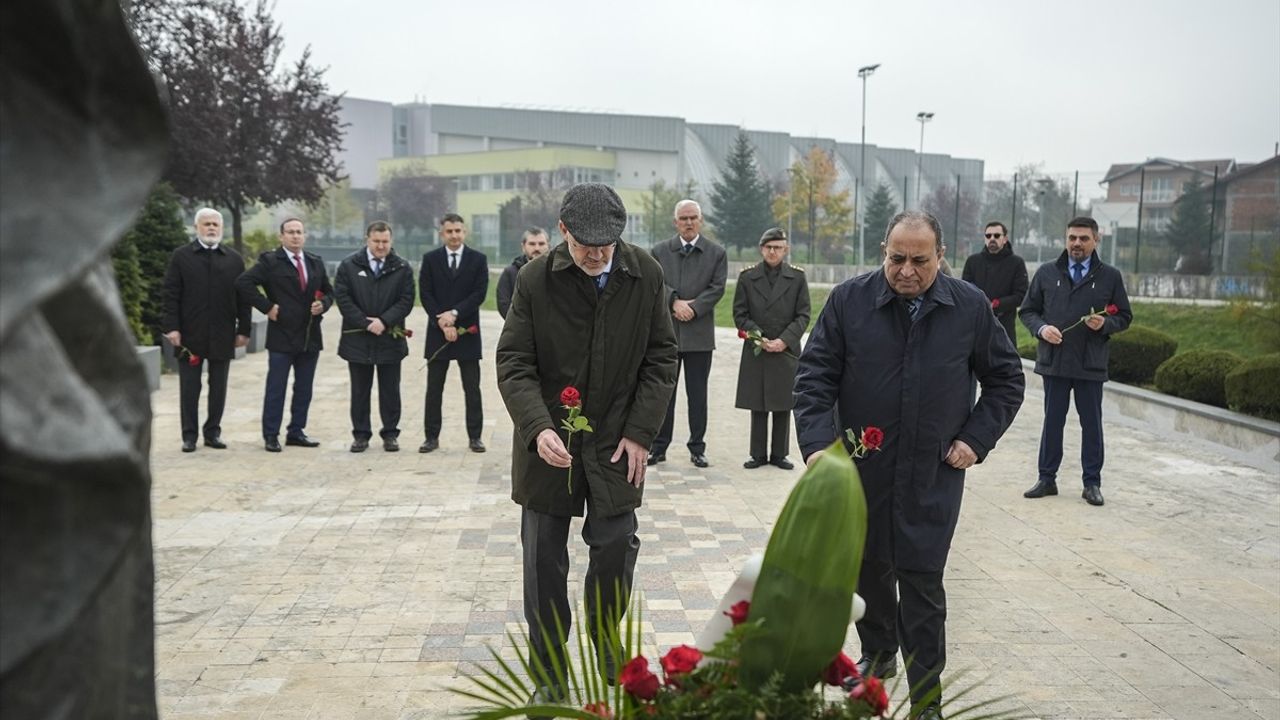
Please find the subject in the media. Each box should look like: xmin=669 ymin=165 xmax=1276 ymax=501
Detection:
xmin=733 ymin=261 xmax=810 ymax=411
xmin=496 ymin=241 xmax=679 ymax=518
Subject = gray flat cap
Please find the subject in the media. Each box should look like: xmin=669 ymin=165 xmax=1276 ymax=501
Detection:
xmin=559 ymin=183 xmax=627 ymax=246
xmin=759 ymin=227 xmax=788 ymax=244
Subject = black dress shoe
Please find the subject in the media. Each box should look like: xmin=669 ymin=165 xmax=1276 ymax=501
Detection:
xmin=690 ymin=453 xmax=710 ymax=468
xmin=264 ymin=437 xmax=282 ymax=453
xmin=856 ymin=654 xmax=898 ymax=679
xmin=203 ymin=435 xmax=226 ymax=449
xmin=743 ymin=457 xmax=766 ymax=469
xmin=350 ymin=439 xmax=368 ymax=453
xmin=914 ymin=704 xmax=944 ymax=720
xmin=770 ymin=456 xmax=795 ymax=470
xmin=646 ymin=452 xmax=665 ymax=466
xmin=383 ymin=437 xmax=399 ymax=452
xmin=1023 ymin=480 xmax=1058 ymax=498
xmin=1082 ymin=485 xmax=1105 ymax=506
xmin=182 ymin=440 xmax=197 ymax=453
xmin=285 ymin=433 xmax=319 ymax=448
xmin=418 ymin=437 xmax=438 ymax=453
xmin=469 ymin=438 xmax=486 ymax=453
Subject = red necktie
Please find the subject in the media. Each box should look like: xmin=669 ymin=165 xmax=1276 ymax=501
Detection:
xmin=293 ymin=254 xmax=306 ymax=292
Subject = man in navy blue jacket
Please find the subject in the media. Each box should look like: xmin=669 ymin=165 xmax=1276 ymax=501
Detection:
xmin=1019 ymin=216 xmax=1133 ymax=507
xmin=419 ymin=213 xmax=489 ymax=453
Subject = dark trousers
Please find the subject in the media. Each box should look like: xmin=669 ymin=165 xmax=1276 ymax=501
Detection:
xmin=521 ymin=506 xmax=640 ymax=687
xmin=348 ymin=361 xmax=402 ymax=440
xmin=856 ymin=556 xmax=947 ymax=706
xmin=653 ymin=350 xmax=712 ymax=455
xmin=996 ymin=312 xmax=1018 ymax=347
xmin=178 ymin=357 xmax=230 ymax=442
xmin=1038 ymin=375 xmax=1105 ymax=486
xmin=749 ymin=410 xmax=790 ymax=461
xmin=262 ymin=350 xmax=319 ymax=439
xmin=424 ymin=358 xmax=482 ymax=440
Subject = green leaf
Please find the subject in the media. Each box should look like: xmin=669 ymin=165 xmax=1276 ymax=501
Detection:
xmin=572 ymin=416 xmax=590 ymax=431
xmin=581 ymin=424 xmax=593 ymax=433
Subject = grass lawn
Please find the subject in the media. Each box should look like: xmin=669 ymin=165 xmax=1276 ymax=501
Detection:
xmin=482 ymin=274 xmax=1273 ymax=359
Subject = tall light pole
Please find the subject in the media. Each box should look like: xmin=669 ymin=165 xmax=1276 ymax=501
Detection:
xmin=857 ymin=63 xmax=880 ymax=269
xmin=915 ymin=111 xmax=934 ymax=209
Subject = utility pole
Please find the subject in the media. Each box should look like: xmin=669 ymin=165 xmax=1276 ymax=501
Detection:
xmin=857 ymin=63 xmax=880 ymax=269
xmin=915 ymin=111 xmax=934 ymax=208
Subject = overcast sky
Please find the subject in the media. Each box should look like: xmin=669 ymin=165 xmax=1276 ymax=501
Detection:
xmin=272 ymin=0 xmax=1278 ymax=179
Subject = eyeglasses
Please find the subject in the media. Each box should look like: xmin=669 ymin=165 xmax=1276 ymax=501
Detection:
xmin=984 ymin=233 xmax=1004 ymax=239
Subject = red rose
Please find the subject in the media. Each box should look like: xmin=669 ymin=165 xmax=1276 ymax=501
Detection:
xmin=188 ymin=354 xmax=201 ymax=366
xmin=467 ymin=324 xmax=479 ymax=334
xmin=314 ymin=290 xmax=324 ymax=300
xmin=619 ymin=655 xmax=659 ymax=701
xmin=822 ymin=651 xmax=860 ymax=687
xmin=405 ymin=328 xmax=414 ymax=338
xmin=560 ymin=386 xmax=581 ymax=408
xmin=660 ymin=645 xmax=702 ymax=685
xmin=990 ymin=298 xmax=1000 ymax=309
xmin=850 ymin=676 xmax=889 ymax=716
xmin=1105 ymin=303 xmax=1119 ymax=316
xmin=582 ymin=701 xmax=612 ymax=718
xmin=724 ymin=600 xmax=750 ymax=626
xmin=737 ymin=328 xmax=748 ymax=340
xmin=861 ymin=426 xmax=884 ymax=451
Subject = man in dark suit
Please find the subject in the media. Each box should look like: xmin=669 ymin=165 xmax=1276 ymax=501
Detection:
xmin=1020 ymin=216 xmax=1133 ymax=507
xmin=794 ymin=211 xmax=1025 ymax=719
xmin=162 ymin=208 xmax=252 ymax=452
xmin=419 ymin=213 xmax=489 ymax=453
xmin=497 ymin=226 xmax=549 ymax=319
xmin=649 ymin=199 xmax=727 ymax=468
xmin=733 ymin=228 xmax=810 ymax=470
xmin=236 ymin=218 xmax=333 ymax=452
xmin=961 ymin=221 xmax=1028 ymax=345
xmin=335 ymin=221 xmax=416 ymax=452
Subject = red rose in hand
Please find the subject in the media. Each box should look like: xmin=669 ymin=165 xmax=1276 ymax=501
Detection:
xmin=1105 ymin=303 xmax=1119 ymax=316
xmin=582 ymin=701 xmax=613 ymax=718
xmin=861 ymin=426 xmax=885 ymax=451
xmin=619 ymin=655 xmax=659 ymax=701
xmin=560 ymin=386 xmax=581 ymax=408
xmin=314 ymin=290 xmax=323 ymax=300
xmin=850 ymin=676 xmax=889 ymax=716
xmin=990 ymin=298 xmax=1000 ymax=309
xmin=467 ymin=324 xmax=479 ymax=334
xmin=822 ymin=651 xmax=860 ymax=687
xmin=660 ymin=645 xmax=702 ymax=684
xmin=188 ymin=354 xmax=201 ymax=366
xmin=405 ymin=328 xmax=414 ymax=338
xmin=737 ymin=328 xmax=748 ymax=339
xmin=724 ymin=600 xmax=750 ymax=626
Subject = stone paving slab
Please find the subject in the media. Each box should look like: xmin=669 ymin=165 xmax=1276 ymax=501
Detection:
xmin=150 ymin=312 xmax=1280 ymax=719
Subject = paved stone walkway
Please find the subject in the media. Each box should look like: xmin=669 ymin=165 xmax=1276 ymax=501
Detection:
xmin=151 ymin=313 xmax=1279 ymax=720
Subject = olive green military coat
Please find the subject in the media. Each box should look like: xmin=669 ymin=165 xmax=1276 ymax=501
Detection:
xmin=496 ymin=241 xmax=679 ymax=517
xmin=733 ymin=262 xmax=810 ymax=412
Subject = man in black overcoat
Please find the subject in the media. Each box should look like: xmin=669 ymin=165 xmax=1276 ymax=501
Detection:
xmin=497 ymin=226 xmax=549 ymax=319
xmin=794 ymin=211 xmax=1025 ymax=719
xmin=335 ymin=221 xmax=416 ymax=452
xmin=236 ymin=218 xmax=333 ymax=452
xmin=162 ymin=208 xmax=251 ymax=452
xmin=419 ymin=213 xmax=489 ymax=453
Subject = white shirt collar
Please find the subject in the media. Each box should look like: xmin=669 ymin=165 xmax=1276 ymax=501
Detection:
xmin=367 ymin=250 xmax=383 ymax=264
xmin=680 ymin=235 xmax=700 ymax=248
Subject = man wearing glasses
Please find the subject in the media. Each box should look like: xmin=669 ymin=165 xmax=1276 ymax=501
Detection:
xmin=649 ymin=199 xmax=728 ymax=468
xmin=497 ymin=183 xmax=678 ymax=707
xmin=961 ymin=221 xmax=1028 ymax=345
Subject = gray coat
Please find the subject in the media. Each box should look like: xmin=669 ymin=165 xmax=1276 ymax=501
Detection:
xmin=794 ymin=271 xmax=1025 ymax=571
xmin=651 ymin=235 xmax=728 ymax=352
xmin=733 ymin=262 xmax=810 ymax=411
xmin=1019 ymin=250 xmax=1133 ymax=382
xmin=496 ymin=242 xmax=679 ymax=518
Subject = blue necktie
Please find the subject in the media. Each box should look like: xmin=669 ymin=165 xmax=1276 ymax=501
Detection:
xmin=681 ymin=244 xmax=693 ymax=256
xmin=595 ymin=271 xmax=610 ymax=296
xmin=372 ymin=260 xmax=382 ymax=277
xmin=907 ymin=297 xmax=923 ymax=322
xmin=1071 ymin=263 xmax=1084 ymax=285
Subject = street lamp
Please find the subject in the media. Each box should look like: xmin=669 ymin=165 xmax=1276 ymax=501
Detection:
xmin=1035 ymin=177 xmax=1054 ymax=263
xmin=915 ymin=111 xmax=934 ymax=209
xmin=857 ymin=63 xmax=880 ymax=268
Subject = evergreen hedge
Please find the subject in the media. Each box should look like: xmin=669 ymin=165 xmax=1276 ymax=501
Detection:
xmin=1225 ymin=353 xmax=1280 ymax=422
xmin=1108 ymin=326 xmax=1178 ymax=385
xmin=1153 ymin=350 xmax=1245 ymax=408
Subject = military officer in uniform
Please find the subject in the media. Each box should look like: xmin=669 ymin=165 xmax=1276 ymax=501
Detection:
xmin=733 ymin=227 xmax=810 ymax=470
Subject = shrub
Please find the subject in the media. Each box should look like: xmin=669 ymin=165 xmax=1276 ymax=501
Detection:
xmin=1154 ymin=350 xmax=1245 ymax=408
xmin=1224 ymin=353 xmax=1280 ymax=422
xmin=1108 ymin=326 xmax=1178 ymax=385
xmin=1017 ymin=341 xmax=1037 ymax=361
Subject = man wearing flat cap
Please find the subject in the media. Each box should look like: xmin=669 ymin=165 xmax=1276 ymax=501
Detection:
xmin=497 ymin=183 xmax=678 ymax=702
xmin=733 ymin=228 xmax=809 ymax=470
